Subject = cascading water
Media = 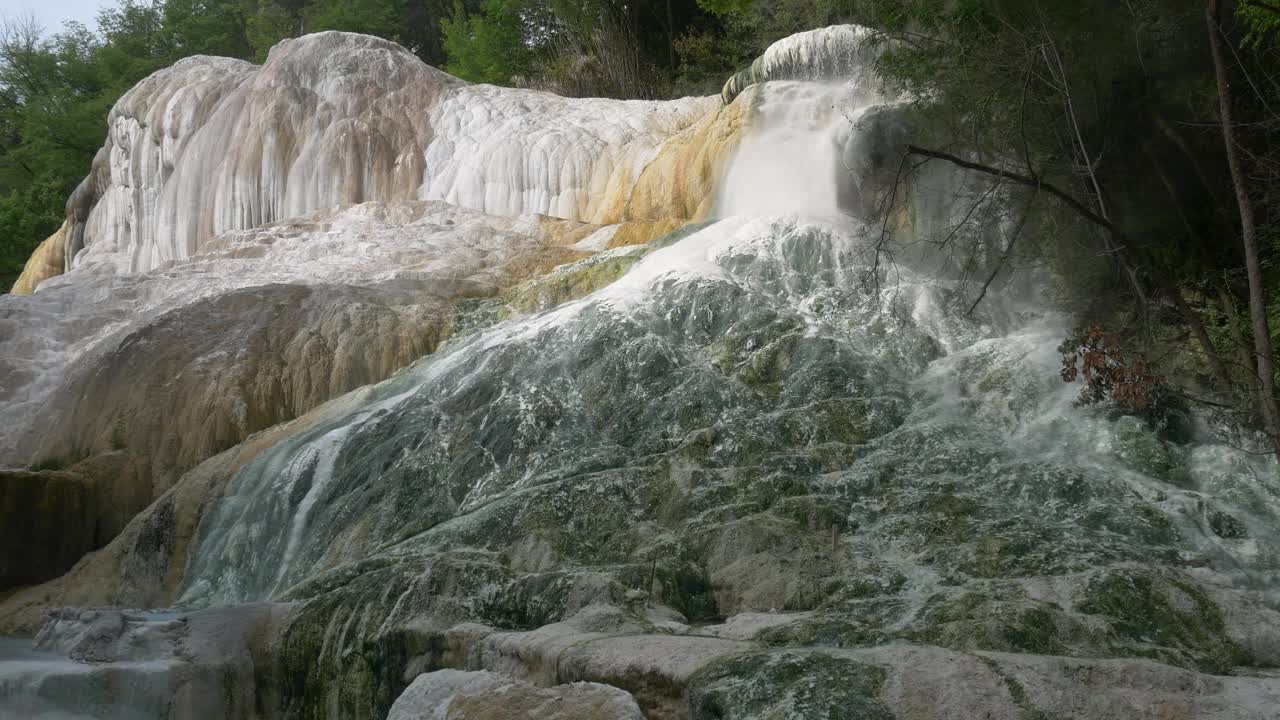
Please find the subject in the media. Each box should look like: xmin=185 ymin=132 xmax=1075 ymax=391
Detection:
xmin=180 ymin=54 xmax=1279 ymax=632
xmin=5 ymin=24 xmax=1280 ymax=720
xmin=715 ymin=82 xmax=853 ymax=220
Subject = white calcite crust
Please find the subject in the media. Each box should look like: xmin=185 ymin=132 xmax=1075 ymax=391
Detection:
xmin=0 ymin=201 xmax=602 ymax=485
xmin=65 ymin=32 xmax=714 ymax=277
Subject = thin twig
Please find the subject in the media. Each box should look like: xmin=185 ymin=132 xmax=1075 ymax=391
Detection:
xmin=968 ymin=187 xmax=1039 ymax=315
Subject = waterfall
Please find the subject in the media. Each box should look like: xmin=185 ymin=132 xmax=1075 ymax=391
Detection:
xmin=178 ymin=66 xmax=1279 ymax=613
xmin=715 ymin=82 xmax=853 ymax=221
xmin=4 ymin=25 xmax=1280 ymax=720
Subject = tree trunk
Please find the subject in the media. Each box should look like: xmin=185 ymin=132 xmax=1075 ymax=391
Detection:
xmin=1219 ymin=282 xmax=1259 ymax=394
xmin=1207 ymin=0 xmax=1280 ymax=459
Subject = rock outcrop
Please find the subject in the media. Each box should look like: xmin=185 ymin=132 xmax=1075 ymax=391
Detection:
xmin=45 ymin=32 xmax=722 ymax=282
xmin=142 ymin=213 xmax=1277 ymax=720
xmin=7 ymin=223 xmax=65 ymax=295
xmin=0 ymin=605 xmax=287 ymax=720
xmin=387 ymin=669 xmax=645 ymax=720
xmin=0 ymin=386 xmax=377 ymax=637
xmin=0 ymin=469 xmax=99 ymax=588
xmin=2 ymin=28 xmax=752 ymax=519
xmin=2 ymin=24 xmax=1279 ymax=720
xmin=720 ymin=25 xmax=882 ymax=104
xmin=0 ymin=201 xmax=619 ymax=560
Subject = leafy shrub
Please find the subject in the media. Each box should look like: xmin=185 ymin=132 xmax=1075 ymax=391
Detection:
xmin=1059 ymin=325 xmax=1190 ymax=441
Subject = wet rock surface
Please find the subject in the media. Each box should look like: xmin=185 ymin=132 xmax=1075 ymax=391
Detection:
xmin=387 ymin=669 xmax=645 ymax=720
xmin=1 ymin=25 xmax=1278 ymax=720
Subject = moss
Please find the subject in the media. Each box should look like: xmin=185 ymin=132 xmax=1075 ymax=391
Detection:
xmin=1208 ymin=510 xmax=1247 ymax=539
xmin=1002 ymin=607 xmax=1063 ymax=655
xmin=1112 ymin=416 xmax=1192 ymax=487
xmin=280 ymin=588 xmax=420 ymax=720
xmin=744 ymin=473 xmax=812 ymax=509
xmin=29 ymin=447 xmax=86 ymax=472
xmin=505 ymin=475 xmax=647 ymax=564
xmin=446 ymin=297 xmax=507 ymax=340
xmin=924 ymin=484 xmax=980 ymax=519
xmin=1050 ymin=472 xmax=1092 ymax=505
xmin=688 ymin=651 xmax=893 ymax=720
xmin=910 ymin=591 xmax=1065 ymax=656
xmin=504 ymin=252 xmax=643 ymax=314
xmin=1078 ymin=571 xmax=1250 ymax=673
xmin=1131 ymin=503 xmax=1180 ymax=545
xmin=109 ymin=413 xmax=128 ymax=451
xmin=706 ymin=315 xmax=809 ymax=399
xmin=968 ymin=532 xmax=1038 ymax=578
xmin=1076 ymin=510 xmax=1107 ymax=530
xmin=733 ymin=336 xmax=800 ymax=398
xmin=812 ymin=441 xmax=864 ymax=470
xmin=757 ymin=618 xmax=876 ymax=649
xmin=976 ymin=366 xmax=1013 ymax=394
xmin=770 ymin=494 xmax=847 ymax=532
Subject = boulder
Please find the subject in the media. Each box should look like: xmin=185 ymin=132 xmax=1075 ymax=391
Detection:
xmin=387 ymin=670 xmax=644 ymax=720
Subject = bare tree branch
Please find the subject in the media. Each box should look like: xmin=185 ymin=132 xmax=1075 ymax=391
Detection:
xmin=968 ymin=187 xmax=1038 ymax=315
xmin=903 ymin=143 xmax=1112 ymax=231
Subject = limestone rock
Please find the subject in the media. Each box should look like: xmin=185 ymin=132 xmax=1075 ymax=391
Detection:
xmin=0 ymin=386 xmax=375 ymax=636
xmin=0 ymin=202 xmax=602 ymax=531
xmin=720 ymin=25 xmax=882 ymax=104
xmin=420 ymin=83 xmax=716 ymax=225
xmin=0 ymin=604 xmax=287 ymax=720
xmin=0 ymin=469 xmax=97 ymax=589
xmin=0 ymin=454 xmax=150 ymax=591
xmin=3 ymin=24 xmax=1278 ymax=720
xmin=168 ymin=215 xmax=1279 ymax=719
xmin=63 ymin=32 xmax=715 ymax=277
xmin=8 ymin=222 xmax=66 ymax=294
xmin=621 ymin=90 xmax=751 ymax=223
xmin=387 ymin=670 xmax=644 ymax=720
xmin=68 ymin=36 xmax=431 ymax=273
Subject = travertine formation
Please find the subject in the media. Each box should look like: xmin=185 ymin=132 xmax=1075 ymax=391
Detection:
xmin=387 ymin=669 xmax=646 ymax=720
xmin=3 ymin=25 xmax=1279 ymax=720
xmin=7 ymin=223 xmax=65 ymax=295
xmin=2 ymin=202 xmax=608 ymax=497
xmin=19 ymin=32 xmax=724 ymax=285
xmin=720 ymin=25 xmax=882 ymax=104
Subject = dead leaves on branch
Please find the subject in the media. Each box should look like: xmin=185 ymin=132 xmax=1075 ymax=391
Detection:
xmin=1059 ymin=325 xmax=1166 ymax=412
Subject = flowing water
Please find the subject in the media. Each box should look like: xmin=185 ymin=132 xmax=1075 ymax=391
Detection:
xmin=179 ymin=71 xmax=1280 ymax=621
xmin=5 ymin=25 xmax=1280 ymax=720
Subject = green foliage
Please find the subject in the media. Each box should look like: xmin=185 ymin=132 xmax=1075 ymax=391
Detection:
xmin=441 ymin=0 xmax=533 ymax=84
xmin=306 ymin=0 xmax=406 ymax=44
xmin=696 ymin=0 xmax=753 ymax=15
xmin=158 ymin=0 xmax=252 ymax=58
xmin=1239 ymin=2 xmax=1280 ymax=47
xmin=0 ymin=180 xmax=65 ymax=288
xmin=829 ymin=0 xmax=1279 ymax=438
xmin=244 ymin=2 xmax=298 ymax=61
xmin=1079 ymin=571 xmax=1249 ymax=673
xmin=676 ymin=0 xmax=861 ymax=93
xmin=0 ymin=18 xmax=112 ymax=290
